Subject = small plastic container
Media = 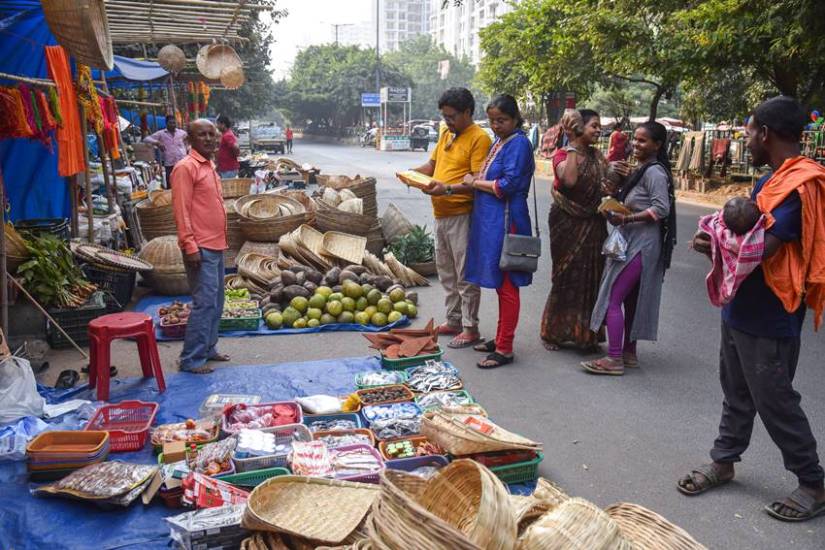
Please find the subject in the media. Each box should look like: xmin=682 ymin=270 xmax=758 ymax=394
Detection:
xmin=313 ymin=428 xmax=376 ymax=449
xmin=84 ymin=400 xmax=159 ymax=452
xmin=199 ymin=394 xmax=262 ymax=418
xmin=385 ymin=454 xmax=450 ymax=475
xmin=332 ymin=444 xmax=385 ymax=484
xmin=490 ymin=452 xmax=544 ymax=485
xmin=355 ymin=384 xmax=415 ymax=407
xmin=355 ymin=370 xmax=408 ymax=389
xmin=158 ymin=319 xmax=187 ymax=339
xmin=231 ymin=423 xmax=312 ymax=472
xmin=380 ymin=346 xmax=444 ymax=370
xmin=303 ymin=412 xmax=363 ymax=432
xmin=222 ymin=401 xmax=303 ymax=436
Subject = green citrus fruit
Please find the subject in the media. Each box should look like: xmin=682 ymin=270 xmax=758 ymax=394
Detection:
xmin=307 ymin=308 xmax=323 ymax=321
xmin=326 ymin=300 xmax=343 ymax=317
xmin=389 ymin=288 xmax=406 ymax=303
xmin=320 ymin=313 xmax=336 ymax=325
xmin=341 ymin=297 xmax=356 ymax=312
xmin=377 ymin=298 xmax=393 ymax=314
xmin=354 ymin=311 xmax=370 ymax=325
xmin=308 ymin=294 xmax=326 ymax=310
xmin=367 ymin=289 xmax=382 ymax=305
xmin=265 ymin=311 xmax=283 ymax=329
xmin=307 ymin=318 xmax=320 ymax=328
xmin=337 ymin=311 xmax=355 ymax=324
xmin=356 ymin=297 xmax=369 ymax=311
xmin=316 ymin=286 xmax=333 ymax=298
xmin=290 ymin=296 xmax=309 ymax=313
xmin=370 ymin=312 xmax=388 ymax=327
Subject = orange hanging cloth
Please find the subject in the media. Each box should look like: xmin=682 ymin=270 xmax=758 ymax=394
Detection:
xmin=757 ymin=156 xmax=825 ymax=330
xmin=45 ymin=45 xmax=85 ymax=176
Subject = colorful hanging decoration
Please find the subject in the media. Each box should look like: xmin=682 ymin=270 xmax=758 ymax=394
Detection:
xmin=19 ymin=84 xmax=53 ymax=150
xmin=36 ymin=89 xmax=58 ymax=131
xmin=199 ymin=81 xmax=211 ymax=114
xmin=187 ymin=81 xmax=198 ymax=120
xmin=76 ymin=64 xmax=105 ymax=135
xmin=98 ymin=96 xmax=121 ymax=160
xmin=47 ymin=87 xmax=63 ymax=127
xmin=45 ymin=45 xmax=85 ymax=176
xmin=0 ymin=87 xmax=34 ymax=139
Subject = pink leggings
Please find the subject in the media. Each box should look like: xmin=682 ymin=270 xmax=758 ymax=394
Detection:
xmin=605 ymin=254 xmax=642 ymax=359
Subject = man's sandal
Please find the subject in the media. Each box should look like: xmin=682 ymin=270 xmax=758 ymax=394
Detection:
xmin=437 ymin=323 xmax=461 ymax=336
xmin=448 ymin=333 xmax=482 ymax=349
xmin=676 ymin=464 xmax=732 ymax=496
xmin=477 ymin=352 xmax=514 ymax=369
xmin=764 ymin=488 xmax=825 ymax=522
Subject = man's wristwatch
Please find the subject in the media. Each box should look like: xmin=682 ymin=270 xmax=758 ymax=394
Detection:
xmin=445 ymin=186 xmax=454 ymax=196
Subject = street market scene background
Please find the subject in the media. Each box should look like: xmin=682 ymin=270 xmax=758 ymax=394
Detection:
xmin=1 ymin=1 xmax=824 ymax=549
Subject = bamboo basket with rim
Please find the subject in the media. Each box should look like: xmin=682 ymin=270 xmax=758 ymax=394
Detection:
xmin=41 ymin=0 xmax=113 ymax=70
xmin=380 ymin=203 xmax=415 ymax=245
xmin=135 ymin=198 xmax=177 ymax=242
xmin=196 ymin=43 xmax=242 ymax=80
xmin=238 ymin=241 xmax=279 ymax=261
xmin=365 ymin=222 xmax=385 ymax=256
xmin=605 ymin=502 xmax=707 ymax=550
xmin=519 ymin=497 xmax=632 ymax=550
xmin=222 ymin=178 xmax=254 ymax=199
xmin=321 ymin=232 xmax=367 ymax=266
xmin=137 ymin=236 xmax=189 ymax=295
xmin=237 ymin=252 xmax=280 ymax=287
xmin=420 ymin=411 xmax=542 ymax=455
xmin=278 ymin=190 xmax=317 ymax=226
xmin=315 ymin=200 xmax=375 ymax=235
xmin=237 ymin=207 xmax=307 ymax=244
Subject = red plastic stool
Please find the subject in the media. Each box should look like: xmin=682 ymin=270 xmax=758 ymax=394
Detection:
xmin=88 ymin=312 xmax=166 ymax=401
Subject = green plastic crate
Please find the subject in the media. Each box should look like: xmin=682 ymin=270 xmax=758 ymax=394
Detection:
xmin=219 ymin=467 xmax=290 ymax=488
xmin=219 ymin=310 xmax=262 ymax=331
xmin=381 ymin=346 xmax=444 ymax=370
xmin=490 ymin=452 xmax=544 ymax=485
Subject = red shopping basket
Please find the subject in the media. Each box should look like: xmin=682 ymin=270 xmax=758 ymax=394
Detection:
xmin=85 ymin=400 xmax=159 ymax=452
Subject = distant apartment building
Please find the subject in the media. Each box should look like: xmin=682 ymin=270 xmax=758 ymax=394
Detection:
xmin=378 ymin=0 xmax=431 ymax=52
xmin=333 ymin=21 xmax=376 ymax=49
xmin=430 ymin=0 xmax=518 ymax=64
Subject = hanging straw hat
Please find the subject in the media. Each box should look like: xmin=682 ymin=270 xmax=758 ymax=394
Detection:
xmin=221 ymin=65 xmax=245 ymax=89
xmin=41 ymin=0 xmax=114 ymax=70
xmin=197 ymin=43 xmax=242 ymax=80
xmin=157 ymin=44 xmax=186 ymax=74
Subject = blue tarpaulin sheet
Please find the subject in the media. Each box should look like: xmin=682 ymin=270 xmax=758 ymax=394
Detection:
xmin=135 ymin=294 xmax=411 ymax=341
xmin=0 ymin=356 xmax=382 ymax=550
xmin=107 ymin=56 xmax=168 ymax=84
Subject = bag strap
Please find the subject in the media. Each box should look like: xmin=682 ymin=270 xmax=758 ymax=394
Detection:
xmin=506 ymin=174 xmax=540 ymax=238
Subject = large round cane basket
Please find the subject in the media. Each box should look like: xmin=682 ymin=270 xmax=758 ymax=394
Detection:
xmin=137 ymin=236 xmax=189 ymax=295
xmin=135 ymin=198 xmax=177 ymax=242
xmin=222 ymin=178 xmax=253 ymax=199
xmin=41 ymin=0 xmax=113 ymax=70
xmin=520 ymin=498 xmax=632 ymax=550
xmin=237 ymin=195 xmax=307 ymax=242
xmin=196 ymin=44 xmax=242 ymax=80
xmin=605 ymin=503 xmax=707 ymax=550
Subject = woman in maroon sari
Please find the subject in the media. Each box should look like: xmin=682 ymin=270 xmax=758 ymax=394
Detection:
xmin=541 ymin=109 xmax=626 ymax=350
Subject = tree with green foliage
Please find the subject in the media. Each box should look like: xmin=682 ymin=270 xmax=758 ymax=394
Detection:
xmin=384 ymin=35 xmax=482 ymax=120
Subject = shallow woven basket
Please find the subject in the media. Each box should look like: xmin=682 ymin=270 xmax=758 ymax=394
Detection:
xmin=416 ymin=459 xmax=516 ymax=550
xmin=41 ymin=0 xmax=113 ymax=69
xmin=381 ymin=203 xmax=415 ymax=244
xmin=221 ymin=65 xmax=245 ymax=89
xmin=409 ymin=261 xmax=437 ymax=277
xmin=137 ymin=236 xmax=189 ymax=295
xmin=315 ymin=201 xmax=375 ymax=235
xmin=157 ymin=44 xmax=186 ymax=74
xmin=196 ymin=43 xmax=242 ymax=80
xmin=244 ymin=475 xmax=379 ymax=545
xmin=224 ymin=199 xmax=244 ymax=250
xmin=237 ymin=194 xmax=307 ymax=242
xmin=278 ymin=190 xmax=317 ymax=225
xmin=238 ymin=241 xmax=279 ymax=261
xmin=605 ymin=502 xmax=707 ymax=550
xmin=519 ymin=498 xmax=632 ymax=550
xmin=136 ymin=198 xmax=177 ymax=241
xmin=225 ymin=274 xmax=267 ymax=296
xmin=237 ymin=252 xmax=280 ymax=287
xmin=292 ymin=225 xmax=331 ymax=270
xmin=322 ymin=232 xmax=367 ymax=265
xmin=366 ymin=469 xmax=480 ymax=550
xmin=222 ymin=178 xmax=254 ymax=199
xmin=510 ymin=478 xmax=570 ymax=536
xmin=421 ymin=411 xmax=542 ymax=455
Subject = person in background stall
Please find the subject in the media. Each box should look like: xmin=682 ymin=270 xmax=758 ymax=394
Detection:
xmin=144 ymin=114 xmax=188 ymax=188
xmin=464 ymin=95 xmax=536 ymax=368
xmin=286 ymin=126 xmax=294 ymax=154
xmin=607 ymin=118 xmax=631 ymax=163
xmin=679 ymin=96 xmax=825 ymax=522
xmin=216 ymin=114 xmax=241 ymax=179
xmin=171 ymin=119 xmax=229 ymax=374
xmin=402 ymin=87 xmax=492 ymax=349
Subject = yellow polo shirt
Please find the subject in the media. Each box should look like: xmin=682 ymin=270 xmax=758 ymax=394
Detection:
xmin=429 ymin=123 xmax=492 ymax=218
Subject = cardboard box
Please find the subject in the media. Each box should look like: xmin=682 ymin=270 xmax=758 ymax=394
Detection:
xmin=162 ymin=440 xmax=187 ymax=463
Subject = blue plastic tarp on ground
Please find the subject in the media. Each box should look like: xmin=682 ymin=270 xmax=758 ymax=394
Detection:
xmin=135 ymin=294 xmax=411 ymax=341
xmin=0 ymin=356 xmax=382 ymax=550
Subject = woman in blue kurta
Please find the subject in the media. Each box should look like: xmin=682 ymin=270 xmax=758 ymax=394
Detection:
xmin=464 ymin=95 xmax=536 ymax=368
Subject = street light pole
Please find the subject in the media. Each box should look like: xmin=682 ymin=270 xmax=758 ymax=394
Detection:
xmin=375 ymin=0 xmax=380 ymax=94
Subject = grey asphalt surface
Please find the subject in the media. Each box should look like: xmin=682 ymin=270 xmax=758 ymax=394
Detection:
xmin=42 ymin=139 xmax=823 ymax=548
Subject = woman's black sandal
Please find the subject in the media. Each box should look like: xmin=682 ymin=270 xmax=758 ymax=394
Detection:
xmin=477 ymin=352 xmax=514 ymax=369
xmin=473 ymin=340 xmax=496 ymax=353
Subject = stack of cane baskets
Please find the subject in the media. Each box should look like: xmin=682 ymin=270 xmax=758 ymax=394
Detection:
xmin=222 ymin=178 xmax=253 ymax=199
xmin=137 ymin=236 xmax=189 ymax=295
xmin=314 ymin=200 xmax=374 ymax=236
xmin=223 ymin=198 xmax=244 ymax=267
xmin=236 ymin=194 xmax=308 ymax=242
xmin=135 ymin=190 xmax=176 ymax=242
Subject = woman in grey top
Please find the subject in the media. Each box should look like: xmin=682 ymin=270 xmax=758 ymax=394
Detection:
xmin=582 ymin=121 xmax=677 ymax=375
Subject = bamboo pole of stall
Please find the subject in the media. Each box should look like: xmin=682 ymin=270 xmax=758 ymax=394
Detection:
xmin=70 ymin=175 xmax=79 ymax=236
xmin=78 ymin=103 xmax=94 ymax=243
xmin=99 ymin=146 xmax=115 ymax=214
xmin=0 ymin=167 xmax=8 ymax=338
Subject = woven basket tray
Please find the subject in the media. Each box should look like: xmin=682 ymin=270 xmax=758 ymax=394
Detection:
xmin=420 ymin=411 xmax=542 ymax=455
xmin=519 ymin=497 xmax=633 ymax=550
xmin=321 ymin=232 xmax=367 ymax=265
xmin=605 ymin=502 xmax=707 ymax=550
xmin=315 ymin=201 xmax=374 ymax=235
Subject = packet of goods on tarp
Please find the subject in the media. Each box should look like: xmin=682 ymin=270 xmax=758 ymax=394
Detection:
xmin=397 ymin=170 xmax=434 ymax=191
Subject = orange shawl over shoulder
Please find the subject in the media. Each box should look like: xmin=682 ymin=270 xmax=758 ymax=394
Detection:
xmin=756 ymin=156 xmax=825 ymax=330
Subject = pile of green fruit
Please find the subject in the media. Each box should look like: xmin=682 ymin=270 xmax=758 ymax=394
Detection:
xmin=263 ymin=276 xmax=418 ymax=330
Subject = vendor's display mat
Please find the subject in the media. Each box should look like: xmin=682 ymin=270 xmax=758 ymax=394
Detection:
xmin=0 ymin=357 xmax=383 ymax=550
xmin=135 ymin=294 xmax=410 ymax=341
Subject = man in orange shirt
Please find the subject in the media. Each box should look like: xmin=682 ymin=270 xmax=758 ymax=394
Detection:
xmin=171 ymin=119 xmax=229 ymax=374
xmin=408 ymin=88 xmax=492 ymax=348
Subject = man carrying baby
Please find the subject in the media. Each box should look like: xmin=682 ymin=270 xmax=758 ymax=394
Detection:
xmin=679 ymin=96 xmax=825 ymax=522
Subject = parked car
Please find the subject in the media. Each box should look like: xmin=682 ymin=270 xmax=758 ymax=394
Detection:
xmin=251 ymin=126 xmax=285 ymax=154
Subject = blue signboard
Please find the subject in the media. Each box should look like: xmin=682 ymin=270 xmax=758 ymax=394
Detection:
xmin=361 ymin=92 xmax=381 ymax=108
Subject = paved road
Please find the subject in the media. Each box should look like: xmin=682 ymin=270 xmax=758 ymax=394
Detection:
xmin=46 ymin=140 xmax=822 ymax=548
xmin=289 ymin=140 xmax=825 ymax=549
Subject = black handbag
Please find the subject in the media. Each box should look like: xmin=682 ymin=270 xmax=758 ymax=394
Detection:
xmin=499 ymin=175 xmax=541 ymax=273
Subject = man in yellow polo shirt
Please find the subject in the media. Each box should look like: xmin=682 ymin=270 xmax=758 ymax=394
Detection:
xmin=408 ymin=88 xmax=492 ymax=348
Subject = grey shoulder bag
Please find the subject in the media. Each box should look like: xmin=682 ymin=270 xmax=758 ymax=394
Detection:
xmin=499 ymin=175 xmax=541 ymax=273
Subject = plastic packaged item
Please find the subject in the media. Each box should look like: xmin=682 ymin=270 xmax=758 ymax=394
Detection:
xmin=602 ymin=229 xmax=628 ymax=261
xmin=166 ymin=504 xmax=248 ymax=550
xmin=295 ymin=394 xmax=342 ymax=415
xmin=0 ymin=356 xmax=46 ymax=424
xmin=0 ymin=416 xmax=48 ymax=462
xmin=187 ymin=438 xmax=236 ymax=476
xmin=235 ymin=429 xmax=276 ymax=458
xmin=290 ymin=440 xmax=333 ymax=477
xmin=362 ymin=402 xmax=422 ymax=424
xmin=198 ymin=394 xmax=261 ymax=418
xmin=33 ymin=461 xmax=158 ymax=501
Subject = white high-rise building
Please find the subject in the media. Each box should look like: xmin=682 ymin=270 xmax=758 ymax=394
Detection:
xmin=429 ymin=0 xmax=519 ymax=64
xmin=333 ymin=21 xmax=376 ymax=49
xmin=378 ymin=0 xmax=431 ymax=53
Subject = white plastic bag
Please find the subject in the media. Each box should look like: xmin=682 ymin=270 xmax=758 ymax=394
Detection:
xmin=0 ymin=356 xmax=46 ymax=424
xmin=295 ymin=395 xmax=343 ymax=415
xmin=602 ymin=229 xmax=628 ymax=262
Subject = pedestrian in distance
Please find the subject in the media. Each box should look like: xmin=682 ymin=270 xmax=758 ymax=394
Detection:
xmin=215 ymin=114 xmax=241 ymax=179
xmin=606 ymin=117 xmax=631 ymax=163
xmin=540 ymin=109 xmax=612 ymax=352
xmin=461 ymin=94 xmax=536 ymax=368
xmin=582 ymin=120 xmax=677 ymax=375
xmin=143 ymin=114 xmax=188 ymax=188
xmin=171 ymin=119 xmax=230 ymax=374
xmin=679 ymin=96 xmax=825 ymax=522
xmin=286 ymin=126 xmax=294 ymax=154
xmin=401 ymin=87 xmax=492 ymax=349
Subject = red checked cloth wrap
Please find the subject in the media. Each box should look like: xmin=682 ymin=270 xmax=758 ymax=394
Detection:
xmin=699 ymin=211 xmax=766 ymax=306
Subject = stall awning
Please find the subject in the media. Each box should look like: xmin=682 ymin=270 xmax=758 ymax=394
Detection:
xmin=107 ymin=55 xmax=168 ymax=82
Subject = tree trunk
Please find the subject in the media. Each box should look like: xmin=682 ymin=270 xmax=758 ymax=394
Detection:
xmin=543 ymin=95 xmax=554 ymax=127
xmin=649 ymin=86 xmax=666 ymax=121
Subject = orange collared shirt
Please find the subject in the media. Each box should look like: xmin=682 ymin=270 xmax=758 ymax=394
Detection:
xmin=171 ymin=150 xmax=228 ymax=255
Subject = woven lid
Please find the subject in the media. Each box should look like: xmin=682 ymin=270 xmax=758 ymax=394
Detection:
xmin=196 ymin=43 xmax=242 ymax=80
xmin=220 ymin=65 xmax=245 ymax=89
xmin=72 ymin=242 xmax=154 ymax=272
xmin=157 ymin=44 xmax=186 ymax=74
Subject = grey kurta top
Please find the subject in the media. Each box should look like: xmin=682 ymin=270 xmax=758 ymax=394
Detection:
xmin=590 ymin=164 xmax=671 ymax=341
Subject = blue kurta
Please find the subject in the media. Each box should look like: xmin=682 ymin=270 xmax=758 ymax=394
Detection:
xmin=465 ymin=131 xmax=535 ymax=289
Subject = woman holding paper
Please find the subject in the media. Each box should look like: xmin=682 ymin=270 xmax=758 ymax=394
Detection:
xmin=463 ymin=95 xmax=535 ymax=369
xmin=582 ymin=121 xmax=677 ymax=375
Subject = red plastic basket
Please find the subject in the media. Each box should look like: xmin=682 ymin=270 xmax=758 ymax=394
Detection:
xmin=84 ymin=400 xmax=159 ymax=452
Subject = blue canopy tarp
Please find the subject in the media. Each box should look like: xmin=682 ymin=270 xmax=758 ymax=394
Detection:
xmin=106 ymin=55 xmax=168 ymax=84
xmin=0 ymin=3 xmax=70 ymax=222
